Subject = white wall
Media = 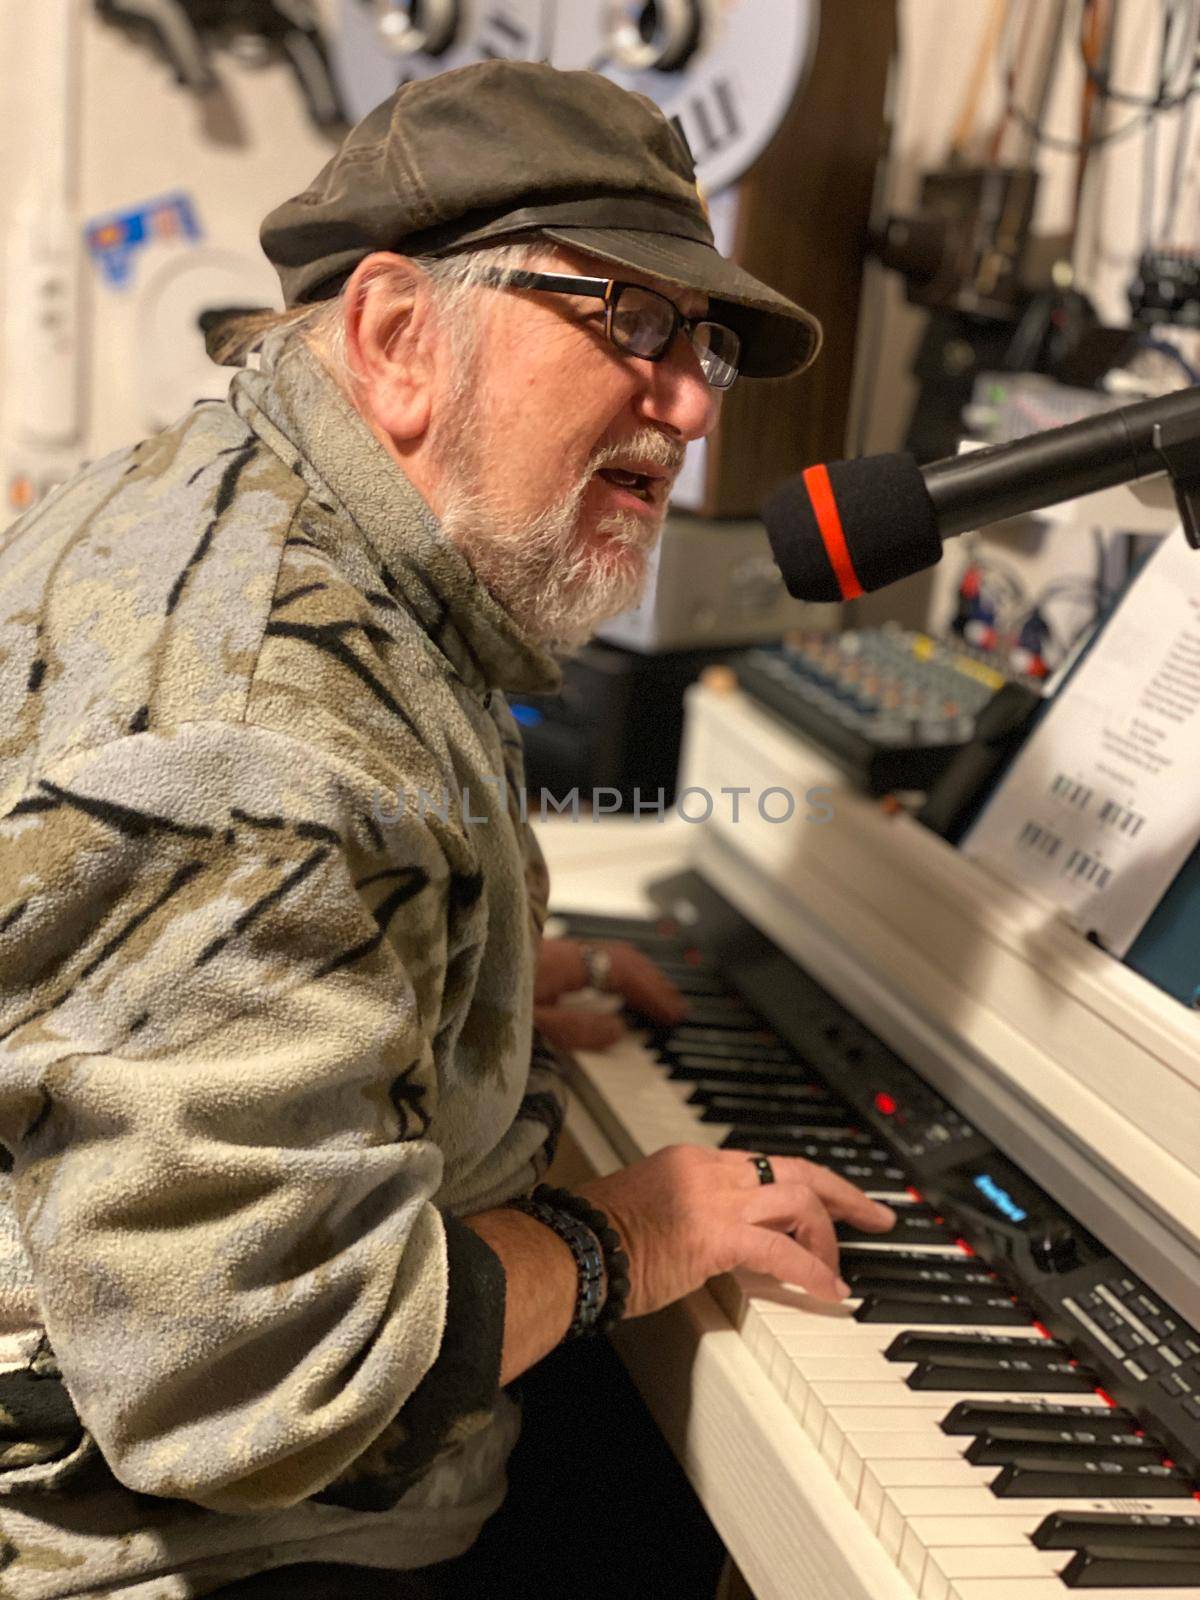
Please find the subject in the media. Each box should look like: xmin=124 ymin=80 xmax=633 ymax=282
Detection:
xmin=0 ymin=0 xmax=342 ymax=506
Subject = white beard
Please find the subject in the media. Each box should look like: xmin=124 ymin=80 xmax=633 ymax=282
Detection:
xmin=432 ymin=401 xmax=681 ymax=654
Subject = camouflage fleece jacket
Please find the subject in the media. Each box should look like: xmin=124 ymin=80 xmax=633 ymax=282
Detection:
xmin=0 ymin=332 xmax=568 ymax=1596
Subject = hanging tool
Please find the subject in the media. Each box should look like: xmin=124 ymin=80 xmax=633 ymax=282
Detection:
xmin=95 ymin=0 xmax=348 ymax=132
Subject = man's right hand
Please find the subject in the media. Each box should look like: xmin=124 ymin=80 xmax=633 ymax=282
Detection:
xmin=580 ymin=1144 xmax=896 ymax=1314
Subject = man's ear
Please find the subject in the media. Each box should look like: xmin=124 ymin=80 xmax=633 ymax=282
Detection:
xmin=342 ymin=253 xmax=435 ymax=445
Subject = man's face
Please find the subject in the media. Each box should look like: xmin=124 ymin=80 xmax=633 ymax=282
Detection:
xmin=425 ymin=247 xmax=722 ymax=651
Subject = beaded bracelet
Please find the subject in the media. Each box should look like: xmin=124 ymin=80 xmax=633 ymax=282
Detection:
xmin=505 ymin=1195 xmax=606 ymax=1340
xmin=532 ymin=1184 xmax=631 ymax=1336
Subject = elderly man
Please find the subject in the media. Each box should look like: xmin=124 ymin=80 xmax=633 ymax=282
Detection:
xmin=0 ymin=61 xmax=893 ymax=1598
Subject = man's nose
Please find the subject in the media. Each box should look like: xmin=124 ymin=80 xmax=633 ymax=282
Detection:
xmin=633 ymin=340 xmax=721 ymax=442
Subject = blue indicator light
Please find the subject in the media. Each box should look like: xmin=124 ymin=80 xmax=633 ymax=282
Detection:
xmin=973 ymin=1172 xmax=1028 ymax=1224
xmin=511 ymin=703 xmax=544 ymax=728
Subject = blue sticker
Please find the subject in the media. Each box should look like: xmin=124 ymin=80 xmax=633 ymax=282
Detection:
xmin=84 ymin=192 xmax=203 ymax=289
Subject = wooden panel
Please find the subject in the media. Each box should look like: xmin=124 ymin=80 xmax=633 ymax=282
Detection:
xmin=703 ymin=0 xmax=898 ymax=516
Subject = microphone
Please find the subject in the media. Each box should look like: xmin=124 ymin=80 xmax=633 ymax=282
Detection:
xmin=763 ymin=384 xmax=1200 ymax=602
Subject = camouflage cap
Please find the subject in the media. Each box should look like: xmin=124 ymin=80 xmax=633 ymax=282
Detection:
xmin=259 ymin=59 xmax=821 ymax=381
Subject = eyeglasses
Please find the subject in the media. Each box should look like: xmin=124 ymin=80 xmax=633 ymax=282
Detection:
xmin=475 ymin=268 xmax=742 ymax=390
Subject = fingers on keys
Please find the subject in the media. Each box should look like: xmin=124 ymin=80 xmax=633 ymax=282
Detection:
xmin=607 ymin=942 xmax=689 ymax=1023
xmin=734 ymin=1222 xmax=851 ymax=1303
xmin=732 ymin=1151 xmax=898 ymax=1230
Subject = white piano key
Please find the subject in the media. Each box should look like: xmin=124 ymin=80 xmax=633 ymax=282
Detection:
xmin=878 ymin=1490 xmax=1198 ymax=1562
xmin=898 ymin=1502 xmax=1200 ymax=1596
xmin=920 ymin=1546 xmax=1069 ymax=1600
xmin=951 ymin=1583 xmax=1200 ymax=1600
xmin=802 ymin=1378 xmax=1070 ymax=1439
xmin=859 ymin=1457 xmax=1000 ymax=1535
xmin=840 ymin=1429 xmax=965 ymax=1500
xmin=829 ymin=1405 xmax=996 ymax=1436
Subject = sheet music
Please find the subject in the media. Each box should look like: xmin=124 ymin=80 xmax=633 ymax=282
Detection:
xmin=964 ymin=525 xmax=1200 ymax=955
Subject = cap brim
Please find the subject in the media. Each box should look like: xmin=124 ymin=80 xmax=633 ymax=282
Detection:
xmin=537 ymin=225 xmax=822 ymax=380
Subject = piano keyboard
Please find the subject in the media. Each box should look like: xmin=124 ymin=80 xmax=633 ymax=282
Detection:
xmin=554 ymin=898 xmax=1200 ymax=1597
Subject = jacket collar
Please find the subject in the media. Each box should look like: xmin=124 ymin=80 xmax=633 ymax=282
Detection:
xmin=231 ymin=333 xmax=562 ymax=698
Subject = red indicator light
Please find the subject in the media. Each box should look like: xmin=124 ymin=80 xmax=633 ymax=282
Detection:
xmin=1094 ymin=1387 xmax=1119 ymax=1409
xmin=1032 ymin=1322 xmax=1054 ymax=1341
xmin=907 ymin=1185 xmax=923 ymax=1203
xmin=954 ymin=1238 xmax=977 ymax=1257
xmin=874 ymin=1092 xmax=898 ymax=1115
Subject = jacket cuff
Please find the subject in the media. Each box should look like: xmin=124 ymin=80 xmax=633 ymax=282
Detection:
xmin=313 ymin=1214 xmax=506 ymax=1511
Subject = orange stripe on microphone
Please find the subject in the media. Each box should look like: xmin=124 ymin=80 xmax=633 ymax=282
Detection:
xmin=803 ymin=464 xmax=864 ymax=601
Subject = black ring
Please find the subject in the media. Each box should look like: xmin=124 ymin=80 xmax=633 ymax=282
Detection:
xmin=750 ymin=1155 xmax=775 ymax=1186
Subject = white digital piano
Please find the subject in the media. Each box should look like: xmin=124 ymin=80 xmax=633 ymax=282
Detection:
xmin=536 ymin=677 xmax=1200 ymax=1600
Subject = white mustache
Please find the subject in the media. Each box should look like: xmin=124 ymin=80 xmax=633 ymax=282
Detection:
xmin=588 ymin=430 xmax=687 ymax=480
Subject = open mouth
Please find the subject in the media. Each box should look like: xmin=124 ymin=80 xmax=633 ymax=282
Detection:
xmin=596 ymin=467 xmax=659 ymax=503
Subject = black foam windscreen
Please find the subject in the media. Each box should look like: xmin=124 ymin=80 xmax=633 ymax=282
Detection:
xmin=762 ymin=453 xmax=943 ymax=602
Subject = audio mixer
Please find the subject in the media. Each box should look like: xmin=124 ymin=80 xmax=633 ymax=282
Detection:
xmin=735 ymin=628 xmax=1009 ymax=795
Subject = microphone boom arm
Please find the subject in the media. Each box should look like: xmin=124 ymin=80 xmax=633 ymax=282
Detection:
xmin=922 ymin=385 xmax=1200 ymax=546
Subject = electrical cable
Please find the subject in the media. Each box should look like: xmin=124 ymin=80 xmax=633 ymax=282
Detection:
xmin=1084 ymin=0 xmax=1198 ymax=105
xmin=1137 ymin=334 xmax=1200 ymax=382
xmin=1005 ymin=0 xmax=1200 ymax=153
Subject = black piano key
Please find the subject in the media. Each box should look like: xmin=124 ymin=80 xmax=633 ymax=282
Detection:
xmin=990 ymin=1458 xmax=1195 ymax=1499
xmin=685 ymin=1081 xmax=834 ymax=1105
xmin=838 ymin=1209 xmax=950 ymax=1247
xmin=556 ymin=913 xmax=686 ymax=946
xmin=722 ymin=1128 xmax=875 ymax=1151
xmin=706 ymin=1102 xmax=860 ymax=1128
xmin=908 ymin=1355 xmax=1090 ymax=1390
xmin=943 ymin=1400 xmax=1138 ymax=1437
xmin=1061 ymin=1544 xmax=1200 ymax=1587
xmin=649 ymin=968 xmax=729 ymax=995
xmin=848 ymin=1262 xmax=998 ymax=1292
xmin=855 ymin=1291 xmax=1030 ymax=1326
xmin=886 ymin=1332 xmax=1064 ymax=1363
xmin=828 ymin=1165 xmax=911 ymax=1194
xmin=643 ymin=953 xmax=716 ymax=972
xmin=665 ymin=1005 xmax=764 ymax=1030
xmin=965 ymin=1427 xmax=1161 ymax=1465
xmin=667 ymin=1060 xmax=819 ymax=1086
xmin=1033 ymin=1511 xmax=1200 ymax=1551
xmin=663 ymin=1037 xmax=794 ymax=1061
xmin=840 ymin=1248 xmax=985 ymax=1278
xmin=668 ymin=1024 xmax=780 ymax=1049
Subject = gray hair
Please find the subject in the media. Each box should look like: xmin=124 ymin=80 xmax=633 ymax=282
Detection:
xmin=204 ymin=239 xmax=547 ymax=393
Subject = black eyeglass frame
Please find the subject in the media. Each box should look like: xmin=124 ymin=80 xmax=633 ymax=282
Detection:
xmin=474 ymin=268 xmax=742 ymax=390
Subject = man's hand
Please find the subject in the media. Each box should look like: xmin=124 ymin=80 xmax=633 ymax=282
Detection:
xmin=580 ymin=1145 xmax=897 ymax=1311
xmin=534 ymin=936 xmax=687 ymax=1051
xmin=467 ymin=1145 xmax=895 ymax=1384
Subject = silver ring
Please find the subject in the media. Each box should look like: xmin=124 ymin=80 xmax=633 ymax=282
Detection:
xmin=580 ymin=943 xmax=614 ymax=992
xmin=750 ymin=1155 xmax=775 ymax=1186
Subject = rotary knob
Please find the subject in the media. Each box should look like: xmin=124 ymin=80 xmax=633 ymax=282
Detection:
xmin=1031 ymin=1226 xmax=1080 ymax=1275
xmin=606 ymin=0 xmax=706 ymax=73
xmin=370 ymin=0 xmax=461 ymax=57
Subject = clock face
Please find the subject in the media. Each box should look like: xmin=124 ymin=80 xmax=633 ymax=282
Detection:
xmin=333 ymin=0 xmax=818 ymax=195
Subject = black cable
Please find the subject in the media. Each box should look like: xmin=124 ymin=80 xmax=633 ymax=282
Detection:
xmin=1008 ymin=0 xmax=1200 ymax=152
xmin=1141 ymin=81 xmax=1160 ymax=249
xmin=1085 ymin=0 xmax=1198 ymax=106
xmin=1164 ymin=13 xmax=1199 ymax=235
xmin=1137 ymin=335 xmax=1200 ymax=382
